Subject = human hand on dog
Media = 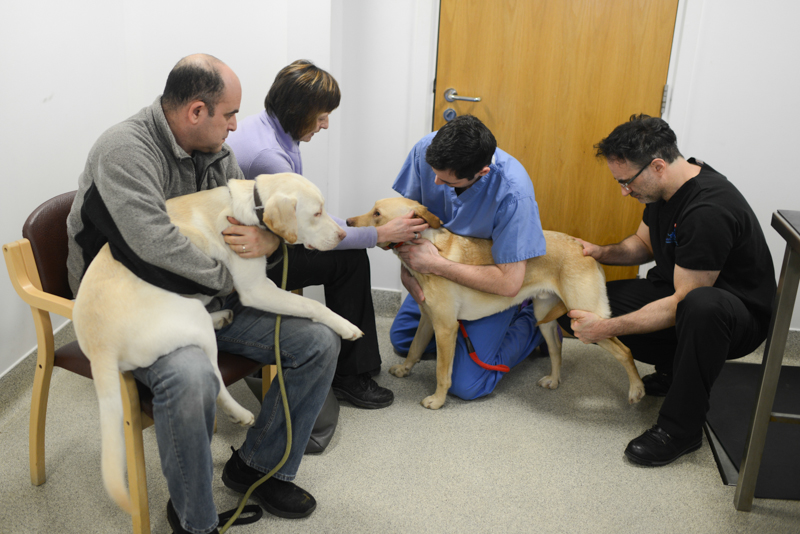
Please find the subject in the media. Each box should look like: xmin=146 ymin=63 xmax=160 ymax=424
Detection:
xmin=376 ymin=210 xmax=429 ymax=244
xmin=567 ymin=309 xmax=608 ymax=344
xmin=401 ymin=266 xmax=425 ymax=304
xmin=397 ymin=238 xmax=440 ymax=274
xmin=570 ymin=236 xmax=601 ymax=259
xmin=223 ymin=216 xmax=280 ymax=258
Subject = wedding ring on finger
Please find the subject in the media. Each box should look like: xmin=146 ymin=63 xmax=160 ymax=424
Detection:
xmin=242 ymin=245 xmax=246 ymax=252
xmin=414 ymin=232 xmax=420 ymax=240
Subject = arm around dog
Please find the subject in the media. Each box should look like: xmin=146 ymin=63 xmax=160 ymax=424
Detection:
xmin=398 ymin=239 xmax=526 ymax=297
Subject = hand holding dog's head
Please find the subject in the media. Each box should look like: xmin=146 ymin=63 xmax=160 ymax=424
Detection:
xmin=346 ymin=197 xmax=443 ymax=232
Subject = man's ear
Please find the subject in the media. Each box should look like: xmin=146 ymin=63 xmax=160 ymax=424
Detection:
xmin=187 ymin=101 xmax=206 ymax=125
xmin=651 ymin=158 xmax=668 ymax=177
xmin=477 ymin=165 xmax=491 ymax=178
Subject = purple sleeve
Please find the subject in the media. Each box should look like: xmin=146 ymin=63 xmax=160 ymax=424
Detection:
xmin=244 ymin=149 xmax=294 ymax=179
xmin=330 ymin=214 xmax=378 ymax=250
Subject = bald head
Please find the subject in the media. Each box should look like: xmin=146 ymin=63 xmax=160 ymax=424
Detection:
xmin=162 ymin=53 xmax=232 ymax=116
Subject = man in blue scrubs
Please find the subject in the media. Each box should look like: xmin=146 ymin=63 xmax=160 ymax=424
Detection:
xmin=390 ymin=115 xmax=546 ymax=400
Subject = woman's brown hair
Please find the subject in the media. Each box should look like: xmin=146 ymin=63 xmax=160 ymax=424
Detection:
xmin=265 ymin=60 xmax=341 ymax=141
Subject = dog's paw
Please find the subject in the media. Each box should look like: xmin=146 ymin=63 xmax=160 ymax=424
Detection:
xmin=228 ymin=408 xmax=255 ymax=427
xmin=628 ymin=382 xmax=646 ymax=404
xmin=210 ymin=310 xmax=234 ymax=330
xmin=421 ymin=394 xmax=445 ymax=410
xmin=328 ymin=316 xmax=364 ymax=341
xmin=389 ymin=364 xmax=410 ymax=378
xmin=221 ymin=401 xmax=255 ymax=426
xmin=537 ymin=375 xmax=560 ymax=390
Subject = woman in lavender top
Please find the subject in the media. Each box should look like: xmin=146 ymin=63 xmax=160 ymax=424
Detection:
xmin=227 ymin=60 xmax=427 ymax=408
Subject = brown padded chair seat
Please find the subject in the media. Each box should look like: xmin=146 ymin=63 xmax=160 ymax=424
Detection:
xmin=54 ymin=341 xmax=262 ymax=418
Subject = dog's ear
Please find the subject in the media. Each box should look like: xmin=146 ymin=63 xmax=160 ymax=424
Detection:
xmin=413 ymin=204 xmax=442 ymax=229
xmin=263 ymin=193 xmax=298 ymax=243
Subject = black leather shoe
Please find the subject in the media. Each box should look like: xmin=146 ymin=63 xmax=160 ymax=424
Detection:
xmin=167 ymin=500 xmax=219 ymax=534
xmin=221 ymin=448 xmax=316 ymax=519
xmin=624 ymin=425 xmax=702 ymax=467
xmin=332 ymin=372 xmax=394 ymax=409
xmin=642 ymin=371 xmax=672 ymax=397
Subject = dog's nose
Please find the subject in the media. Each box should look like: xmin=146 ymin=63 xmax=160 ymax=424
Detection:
xmin=345 ymin=217 xmax=355 ymax=227
xmin=338 ymin=228 xmax=347 ymax=240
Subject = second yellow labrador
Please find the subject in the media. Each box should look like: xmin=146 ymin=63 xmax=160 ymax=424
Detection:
xmin=347 ymin=197 xmax=643 ymax=410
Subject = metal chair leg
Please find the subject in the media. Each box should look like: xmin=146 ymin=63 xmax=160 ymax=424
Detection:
xmin=734 ymin=244 xmax=800 ymax=511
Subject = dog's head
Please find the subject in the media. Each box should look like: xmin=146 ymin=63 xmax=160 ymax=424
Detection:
xmin=346 ymin=197 xmax=442 ymax=248
xmin=255 ymin=173 xmax=345 ymax=251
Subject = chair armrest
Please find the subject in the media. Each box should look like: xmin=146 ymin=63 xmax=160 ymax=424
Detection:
xmin=3 ymin=239 xmax=74 ymax=319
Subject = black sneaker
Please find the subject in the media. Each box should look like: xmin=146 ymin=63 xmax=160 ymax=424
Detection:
xmin=642 ymin=371 xmax=672 ymax=397
xmin=167 ymin=500 xmax=219 ymax=534
xmin=221 ymin=448 xmax=316 ymax=519
xmin=332 ymin=372 xmax=394 ymax=409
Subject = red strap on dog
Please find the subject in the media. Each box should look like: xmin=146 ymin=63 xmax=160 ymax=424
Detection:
xmin=458 ymin=320 xmax=510 ymax=373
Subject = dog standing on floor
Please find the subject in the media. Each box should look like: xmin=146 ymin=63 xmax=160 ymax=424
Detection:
xmin=347 ymin=197 xmax=643 ymax=410
xmin=73 ymin=172 xmax=363 ymax=513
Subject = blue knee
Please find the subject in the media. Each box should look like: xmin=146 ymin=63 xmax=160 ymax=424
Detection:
xmin=303 ymin=322 xmax=340 ymax=372
xmin=148 ymin=346 xmax=220 ymax=417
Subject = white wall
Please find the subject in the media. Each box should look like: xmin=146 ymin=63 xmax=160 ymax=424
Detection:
xmin=2 ymin=0 xmax=800 ymax=379
xmin=0 ymin=0 xmax=438 ymax=377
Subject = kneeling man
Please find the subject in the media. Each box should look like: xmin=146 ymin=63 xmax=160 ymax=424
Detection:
xmin=390 ymin=115 xmax=547 ymax=400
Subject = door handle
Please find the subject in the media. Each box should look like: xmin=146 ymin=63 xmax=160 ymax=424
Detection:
xmin=444 ymin=88 xmax=481 ymax=102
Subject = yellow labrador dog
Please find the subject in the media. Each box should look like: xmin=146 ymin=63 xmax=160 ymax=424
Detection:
xmin=73 ymin=172 xmax=363 ymax=513
xmin=347 ymin=197 xmax=643 ymax=410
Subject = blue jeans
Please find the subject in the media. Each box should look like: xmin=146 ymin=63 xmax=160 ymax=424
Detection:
xmin=132 ymin=293 xmax=339 ymax=533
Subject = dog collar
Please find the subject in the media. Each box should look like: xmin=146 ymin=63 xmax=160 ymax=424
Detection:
xmin=383 ymin=241 xmax=405 ymax=250
xmin=252 ymin=183 xmax=286 ymax=270
xmin=253 ymin=185 xmax=267 ymax=229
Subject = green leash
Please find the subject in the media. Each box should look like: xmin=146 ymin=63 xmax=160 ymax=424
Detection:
xmin=219 ymin=242 xmax=292 ymax=533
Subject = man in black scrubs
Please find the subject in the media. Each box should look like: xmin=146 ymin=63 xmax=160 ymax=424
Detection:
xmin=561 ymin=114 xmax=775 ymax=466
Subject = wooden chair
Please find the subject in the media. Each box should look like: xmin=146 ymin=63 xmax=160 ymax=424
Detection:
xmin=3 ymin=191 xmax=270 ymax=534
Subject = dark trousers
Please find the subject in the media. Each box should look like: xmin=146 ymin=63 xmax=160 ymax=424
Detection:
xmin=267 ymin=245 xmax=381 ymax=376
xmin=558 ymin=278 xmax=767 ymax=437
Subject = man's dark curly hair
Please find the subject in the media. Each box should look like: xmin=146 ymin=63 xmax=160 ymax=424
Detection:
xmin=595 ymin=114 xmax=683 ymax=168
xmin=425 ymin=115 xmax=497 ymax=179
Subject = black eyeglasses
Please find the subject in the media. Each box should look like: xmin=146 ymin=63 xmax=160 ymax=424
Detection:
xmin=618 ymin=159 xmax=654 ymax=191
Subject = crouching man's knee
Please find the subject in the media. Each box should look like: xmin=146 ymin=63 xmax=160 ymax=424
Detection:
xmin=676 ymin=286 xmax=732 ymax=331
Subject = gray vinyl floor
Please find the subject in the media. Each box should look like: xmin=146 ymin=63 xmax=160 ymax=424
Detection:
xmin=2 ymin=313 xmax=799 ymax=534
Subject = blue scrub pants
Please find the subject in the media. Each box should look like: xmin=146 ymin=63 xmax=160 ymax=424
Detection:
xmin=390 ymin=294 xmax=544 ymax=400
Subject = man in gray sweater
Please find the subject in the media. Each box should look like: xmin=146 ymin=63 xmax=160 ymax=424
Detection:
xmin=67 ymin=54 xmax=336 ymax=534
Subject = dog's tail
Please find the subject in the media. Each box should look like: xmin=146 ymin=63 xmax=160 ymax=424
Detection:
xmin=90 ymin=357 xmax=133 ymax=514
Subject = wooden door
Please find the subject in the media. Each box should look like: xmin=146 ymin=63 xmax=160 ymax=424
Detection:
xmin=434 ymin=0 xmax=679 ymax=281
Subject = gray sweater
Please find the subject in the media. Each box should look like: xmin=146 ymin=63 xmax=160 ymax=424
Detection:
xmin=67 ymin=97 xmax=241 ymax=310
